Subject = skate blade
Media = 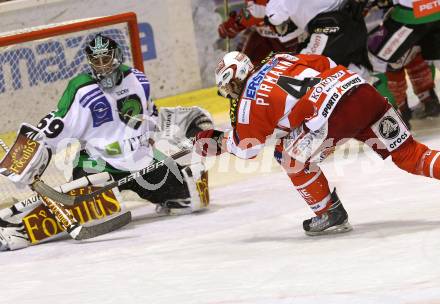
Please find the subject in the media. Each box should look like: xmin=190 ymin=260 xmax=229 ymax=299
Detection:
xmin=305 ymin=221 xmax=353 ymax=236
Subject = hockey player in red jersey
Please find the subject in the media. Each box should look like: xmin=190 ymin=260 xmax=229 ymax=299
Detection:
xmin=195 ymin=51 xmax=440 ymax=235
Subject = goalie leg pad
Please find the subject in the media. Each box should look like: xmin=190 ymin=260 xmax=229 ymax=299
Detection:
xmin=162 ymin=162 xmax=210 ymax=216
xmin=181 ymin=162 xmax=209 ymax=211
xmin=0 ymin=224 xmax=30 ymax=251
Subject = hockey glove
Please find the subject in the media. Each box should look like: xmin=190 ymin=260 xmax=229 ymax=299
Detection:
xmin=218 ymin=11 xmax=246 ymax=39
xmin=195 ymin=129 xmax=224 ymax=156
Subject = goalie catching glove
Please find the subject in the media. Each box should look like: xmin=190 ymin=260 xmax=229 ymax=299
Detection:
xmin=0 ymin=123 xmax=51 ymax=188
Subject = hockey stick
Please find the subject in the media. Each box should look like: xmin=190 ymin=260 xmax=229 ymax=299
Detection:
xmin=0 ymin=181 xmax=132 ymax=240
xmin=33 ymin=181 xmax=132 ymax=241
xmin=32 ymin=147 xmax=194 ymax=206
xmin=0 ymin=172 xmax=116 ymax=221
xmin=30 ymin=145 xmax=194 ymax=238
xmin=37 ymin=191 xmax=131 ymax=240
xmin=224 ymin=0 xmax=231 ymax=52
xmin=0 ymin=138 xmax=10 ymax=153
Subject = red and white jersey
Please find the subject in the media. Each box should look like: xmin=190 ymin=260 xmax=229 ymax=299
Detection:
xmin=225 ymin=53 xmax=365 ymax=159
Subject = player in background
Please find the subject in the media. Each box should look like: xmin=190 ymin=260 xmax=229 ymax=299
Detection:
xmin=264 ymin=0 xmax=372 ymax=80
xmin=367 ymin=0 xmax=440 ymax=128
xmin=0 ymin=34 xmax=212 ymax=250
xmin=217 ymin=0 xmax=301 ymax=64
xmin=196 ymin=51 xmax=440 ymax=235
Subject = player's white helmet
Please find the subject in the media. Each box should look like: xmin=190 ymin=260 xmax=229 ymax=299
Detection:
xmin=215 ymin=51 xmax=254 ymax=99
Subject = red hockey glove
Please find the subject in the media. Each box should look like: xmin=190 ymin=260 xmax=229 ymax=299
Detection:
xmin=195 ymin=129 xmax=224 ymax=156
xmin=218 ymin=11 xmax=246 ymax=39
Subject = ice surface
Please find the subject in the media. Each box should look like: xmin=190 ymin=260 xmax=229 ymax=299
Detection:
xmin=1 ymin=122 xmax=440 ymax=304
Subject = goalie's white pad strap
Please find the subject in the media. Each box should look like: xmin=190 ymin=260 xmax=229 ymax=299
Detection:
xmin=0 ymin=226 xmax=29 ymax=251
xmin=371 ymin=107 xmax=410 ymax=152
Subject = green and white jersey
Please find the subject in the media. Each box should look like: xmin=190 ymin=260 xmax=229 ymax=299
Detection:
xmin=392 ymin=0 xmax=440 ymax=24
xmin=393 ymin=0 xmax=412 ymax=8
xmin=37 ymin=65 xmax=158 ymax=173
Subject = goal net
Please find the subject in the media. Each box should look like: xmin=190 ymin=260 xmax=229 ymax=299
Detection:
xmin=0 ymin=12 xmax=144 ymax=202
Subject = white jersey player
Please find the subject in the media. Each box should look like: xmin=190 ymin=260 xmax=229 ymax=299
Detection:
xmin=0 ymin=34 xmax=212 ymax=250
xmin=265 ymin=0 xmax=372 ymax=79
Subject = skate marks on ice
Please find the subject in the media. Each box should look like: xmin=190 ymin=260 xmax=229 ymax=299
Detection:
xmin=241 ymin=219 xmax=440 ymax=244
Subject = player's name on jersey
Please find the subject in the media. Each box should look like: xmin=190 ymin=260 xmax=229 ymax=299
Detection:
xmin=22 ymin=187 xmax=122 ymax=244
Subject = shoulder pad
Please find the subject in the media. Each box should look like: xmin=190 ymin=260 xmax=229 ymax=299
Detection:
xmin=55 ymin=73 xmax=96 ymax=118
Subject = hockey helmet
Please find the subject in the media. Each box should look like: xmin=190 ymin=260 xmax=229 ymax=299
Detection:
xmin=215 ymin=51 xmax=254 ymax=99
xmin=85 ymin=34 xmax=123 ymax=89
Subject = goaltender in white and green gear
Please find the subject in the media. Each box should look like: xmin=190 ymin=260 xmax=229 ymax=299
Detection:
xmin=0 ymin=34 xmax=213 ymax=251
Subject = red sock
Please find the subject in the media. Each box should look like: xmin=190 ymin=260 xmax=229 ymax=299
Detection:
xmin=386 ymin=69 xmax=408 ymax=108
xmin=405 ymin=53 xmax=434 ymax=103
xmin=288 ymin=168 xmax=332 ymax=216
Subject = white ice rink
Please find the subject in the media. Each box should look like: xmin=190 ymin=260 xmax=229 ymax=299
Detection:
xmin=1 ymin=120 xmax=440 ymax=304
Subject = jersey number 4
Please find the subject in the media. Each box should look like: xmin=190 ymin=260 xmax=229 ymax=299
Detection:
xmin=277 ymin=76 xmax=321 ymax=99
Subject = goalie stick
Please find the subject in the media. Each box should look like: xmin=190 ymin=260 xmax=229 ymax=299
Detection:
xmin=31 ymin=179 xmax=132 ymax=241
xmin=0 ymin=138 xmax=131 ymax=240
xmin=32 ymin=147 xmax=193 ymax=206
xmin=29 ymin=146 xmax=194 ymax=238
xmin=37 ymin=192 xmax=132 ymax=240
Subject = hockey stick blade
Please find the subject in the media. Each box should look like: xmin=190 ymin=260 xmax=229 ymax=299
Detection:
xmin=74 ymin=211 xmax=132 ymax=240
xmin=31 ymin=148 xmax=193 ymax=205
xmin=33 ymin=180 xmax=132 ymax=241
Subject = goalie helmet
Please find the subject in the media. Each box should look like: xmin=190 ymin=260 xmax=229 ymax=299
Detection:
xmin=215 ymin=51 xmax=254 ymax=99
xmin=85 ymin=34 xmax=123 ymax=89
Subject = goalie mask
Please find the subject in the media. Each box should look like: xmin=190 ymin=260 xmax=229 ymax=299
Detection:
xmin=215 ymin=51 xmax=254 ymax=99
xmin=85 ymin=34 xmax=123 ymax=89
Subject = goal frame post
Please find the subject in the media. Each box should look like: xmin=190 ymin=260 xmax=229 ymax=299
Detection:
xmin=0 ymin=11 xmax=144 ymax=72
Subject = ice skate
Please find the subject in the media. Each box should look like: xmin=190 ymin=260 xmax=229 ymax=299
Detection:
xmin=423 ymin=90 xmax=440 ymax=117
xmin=303 ymin=190 xmax=352 ymax=236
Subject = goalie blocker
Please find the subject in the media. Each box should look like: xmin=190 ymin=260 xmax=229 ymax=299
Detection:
xmin=0 ymin=123 xmax=51 ymax=188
